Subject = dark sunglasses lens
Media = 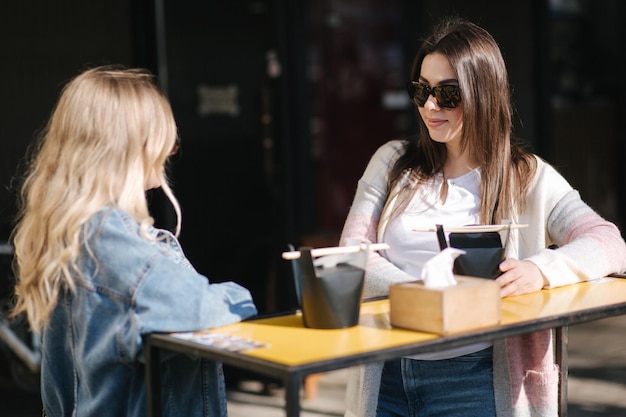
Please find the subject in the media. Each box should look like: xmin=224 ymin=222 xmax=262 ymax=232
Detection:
xmin=407 ymin=82 xmax=430 ymax=106
xmin=436 ymin=85 xmax=461 ymax=108
xmin=415 ymin=84 xmax=432 ymax=107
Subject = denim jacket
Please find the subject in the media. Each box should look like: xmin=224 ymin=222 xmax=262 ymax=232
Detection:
xmin=41 ymin=208 xmax=258 ymax=417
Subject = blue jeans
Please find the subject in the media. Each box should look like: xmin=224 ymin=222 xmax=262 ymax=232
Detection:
xmin=376 ymin=347 xmax=496 ymax=417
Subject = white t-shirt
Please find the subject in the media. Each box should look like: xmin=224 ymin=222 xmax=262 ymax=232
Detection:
xmin=384 ymin=168 xmax=492 ymax=359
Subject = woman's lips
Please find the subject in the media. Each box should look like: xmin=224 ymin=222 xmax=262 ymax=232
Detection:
xmin=426 ymin=118 xmax=447 ymax=128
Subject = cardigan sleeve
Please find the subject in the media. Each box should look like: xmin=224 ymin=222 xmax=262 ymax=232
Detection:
xmin=526 ymin=189 xmax=626 ymax=287
xmin=522 ymin=159 xmax=626 ymax=287
xmin=340 ymin=140 xmax=416 ymax=299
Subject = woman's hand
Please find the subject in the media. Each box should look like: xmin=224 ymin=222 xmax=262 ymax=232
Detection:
xmin=495 ymin=259 xmax=548 ymax=297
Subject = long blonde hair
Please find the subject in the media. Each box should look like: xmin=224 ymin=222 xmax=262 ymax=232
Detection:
xmin=11 ymin=65 xmax=181 ymax=332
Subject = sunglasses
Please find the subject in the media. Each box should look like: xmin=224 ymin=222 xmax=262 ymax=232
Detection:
xmin=407 ymin=81 xmax=462 ymax=109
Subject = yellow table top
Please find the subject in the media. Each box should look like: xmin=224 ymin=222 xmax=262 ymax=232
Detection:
xmin=172 ymin=277 xmax=626 ymax=367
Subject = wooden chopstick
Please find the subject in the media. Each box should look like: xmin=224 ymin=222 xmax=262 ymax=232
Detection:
xmin=281 ymin=243 xmax=390 ymax=260
xmin=412 ymin=224 xmax=528 ymax=233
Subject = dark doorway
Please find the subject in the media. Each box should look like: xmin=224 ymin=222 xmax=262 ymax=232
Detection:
xmin=157 ymin=1 xmax=298 ymax=314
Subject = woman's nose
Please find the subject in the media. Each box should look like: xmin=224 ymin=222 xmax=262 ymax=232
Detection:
xmin=424 ymin=94 xmax=440 ymax=109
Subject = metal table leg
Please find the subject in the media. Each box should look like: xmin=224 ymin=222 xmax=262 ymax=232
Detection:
xmin=145 ymin=341 xmax=162 ymax=417
xmin=284 ymin=373 xmax=302 ymax=417
xmin=555 ymin=326 xmax=569 ymax=417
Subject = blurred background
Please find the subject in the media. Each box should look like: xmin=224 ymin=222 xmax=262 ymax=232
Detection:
xmin=0 ymin=0 xmax=625 ymax=413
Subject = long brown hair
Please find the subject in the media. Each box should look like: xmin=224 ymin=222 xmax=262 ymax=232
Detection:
xmin=387 ymin=17 xmax=536 ymax=225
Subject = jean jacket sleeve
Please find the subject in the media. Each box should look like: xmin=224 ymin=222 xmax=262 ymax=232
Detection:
xmin=89 ymin=210 xmax=258 ymax=361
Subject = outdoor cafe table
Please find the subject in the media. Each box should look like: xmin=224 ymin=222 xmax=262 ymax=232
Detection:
xmin=146 ymin=276 xmax=626 ymax=417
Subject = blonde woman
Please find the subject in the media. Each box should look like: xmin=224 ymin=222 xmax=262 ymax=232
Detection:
xmin=11 ymin=65 xmax=257 ymax=417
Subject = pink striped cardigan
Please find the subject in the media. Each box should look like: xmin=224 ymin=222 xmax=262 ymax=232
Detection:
xmin=340 ymin=140 xmax=626 ymax=417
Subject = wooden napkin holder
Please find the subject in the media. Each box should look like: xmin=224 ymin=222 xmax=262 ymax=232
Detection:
xmin=389 ymin=275 xmax=501 ymax=335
